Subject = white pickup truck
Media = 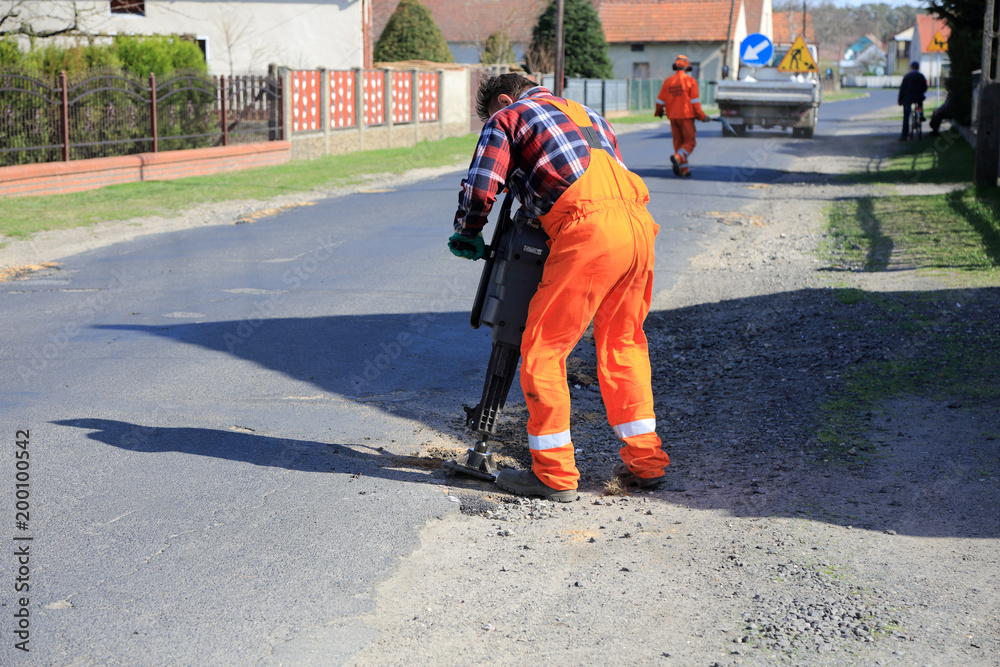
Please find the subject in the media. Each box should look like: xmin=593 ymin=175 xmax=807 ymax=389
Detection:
xmin=716 ymin=48 xmax=822 ymax=138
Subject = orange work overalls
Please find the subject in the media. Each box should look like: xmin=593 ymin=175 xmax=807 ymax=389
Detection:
xmin=519 ymin=98 xmax=671 ymax=490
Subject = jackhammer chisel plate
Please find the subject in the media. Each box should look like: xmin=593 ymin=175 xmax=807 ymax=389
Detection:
xmin=443 ymin=445 xmax=498 ymax=481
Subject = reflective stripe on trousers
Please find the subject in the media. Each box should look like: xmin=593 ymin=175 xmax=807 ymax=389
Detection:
xmin=670 ymin=118 xmax=697 ymax=163
xmin=520 ymin=98 xmax=670 ymax=491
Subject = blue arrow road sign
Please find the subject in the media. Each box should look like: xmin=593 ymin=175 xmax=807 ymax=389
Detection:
xmin=740 ymin=33 xmax=773 ymax=67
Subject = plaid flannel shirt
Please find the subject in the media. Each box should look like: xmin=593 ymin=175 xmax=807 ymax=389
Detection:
xmin=453 ymin=87 xmax=626 ymax=236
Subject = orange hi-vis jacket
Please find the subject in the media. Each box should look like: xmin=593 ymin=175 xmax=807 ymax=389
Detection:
xmin=656 ymin=71 xmax=706 ymax=121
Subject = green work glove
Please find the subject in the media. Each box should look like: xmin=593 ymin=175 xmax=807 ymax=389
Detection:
xmin=448 ymin=232 xmax=485 ymax=260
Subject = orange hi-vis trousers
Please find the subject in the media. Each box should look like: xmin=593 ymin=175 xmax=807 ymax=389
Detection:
xmin=670 ymin=118 xmax=697 ymax=168
xmin=521 ymin=99 xmax=671 ymax=491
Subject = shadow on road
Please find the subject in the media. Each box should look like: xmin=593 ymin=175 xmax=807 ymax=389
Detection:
xmin=62 ymin=284 xmax=1000 ymax=539
xmin=53 ymin=417 xmax=496 ymax=490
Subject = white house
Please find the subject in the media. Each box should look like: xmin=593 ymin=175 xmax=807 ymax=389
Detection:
xmin=599 ymin=0 xmax=748 ymax=85
xmin=3 ymin=0 xmax=367 ymax=74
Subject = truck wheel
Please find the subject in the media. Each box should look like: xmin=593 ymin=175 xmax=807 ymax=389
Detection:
xmin=803 ymin=126 xmax=815 ymax=139
xmin=792 ymin=127 xmax=802 ymax=138
xmin=734 ymin=124 xmax=747 ymax=137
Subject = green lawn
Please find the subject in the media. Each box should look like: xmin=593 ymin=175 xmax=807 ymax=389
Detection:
xmin=842 ymin=127 xmax=973 ymax=184
xmin=815 ymin=126 xmax=1000 ymax=454
xmin=0 ymin=135 xmax=479 ymax=240
xmin=612 ymin=105 xmax=720 ymax=126
xmin=823 ymin=90 xmax=869 ymax=103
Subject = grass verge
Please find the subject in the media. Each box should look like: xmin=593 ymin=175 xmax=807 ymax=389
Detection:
xmin=814 ymin=289 xmax=1000 ymax=455
xmin=823 ymin=187 xmax=1000 ymax=278
xmin=611 ymin=105 xmax=720 ymax=126
xmin=823 ymin=90 xmax=869 ymax=103
xmin=0 ymin=135 xmax=479 ymax=240
xmin=816 ymin=136 xmax=1000 ymax=457
xmin=841 ymin=127 xmax=972 ymax=184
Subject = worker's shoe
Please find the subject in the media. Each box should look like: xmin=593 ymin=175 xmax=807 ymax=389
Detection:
xmin=680 ymin=167 xmax=691 ymax=178
xmin=613 ymin=463 xmax=666 ymax=490
xmin=670 ymin=154 xmax=682 ymax=177
xmin=495 ymin=469 xmax=578 ymax=503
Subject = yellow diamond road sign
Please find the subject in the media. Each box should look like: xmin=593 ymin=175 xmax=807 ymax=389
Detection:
xmin=777 ymin=36 xmax=818 ymax=73
xmin=926 ymin=31 xmax=948 ymax=53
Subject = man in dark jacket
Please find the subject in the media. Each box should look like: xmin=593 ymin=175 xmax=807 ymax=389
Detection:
xmin=898 ymin=61 xmax=928 ymax=141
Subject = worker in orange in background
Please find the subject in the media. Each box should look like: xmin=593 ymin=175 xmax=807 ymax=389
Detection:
xmin=655 ymin=55 xmax=708 ymax=178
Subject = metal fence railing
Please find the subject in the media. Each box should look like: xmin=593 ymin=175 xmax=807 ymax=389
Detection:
xmin=0 ymin=67 xmax=283 ymax=167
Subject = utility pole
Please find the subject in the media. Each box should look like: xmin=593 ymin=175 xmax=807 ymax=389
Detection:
xmin=554 ymin=0 xmax=565 ymax=97
xmin=976 ymin=0 xmax=1000 ymax=187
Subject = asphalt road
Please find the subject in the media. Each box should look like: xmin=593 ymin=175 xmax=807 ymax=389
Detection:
xmin=0 ymin=89 xmax=901 ymax=664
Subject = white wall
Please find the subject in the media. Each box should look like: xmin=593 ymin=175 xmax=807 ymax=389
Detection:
xmin=609 ymin=43 xmax=727 ymax=85
xmin=12 ymin=0 xmax=363 ymax=74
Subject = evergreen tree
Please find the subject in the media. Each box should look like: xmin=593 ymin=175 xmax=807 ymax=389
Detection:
xmin=374 ymin=0 xmax=454 ymax=64
xmin=525 ymin=0 xmax=612 ymax=79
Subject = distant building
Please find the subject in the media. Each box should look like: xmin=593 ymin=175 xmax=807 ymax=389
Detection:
xmin=888 ymin=26 xmax=914 ymax=76
xmin=772 ymin=10 xmax=815 ymax=50
xmin=4 ymin=0 xmax=367 ymax=74
xmin=599 ymin=0 xmax=749 ymax=84
xmin=839 ymin=34 xmax=887 ymax=75
xmin=911 ymin=14 xmax=950 ymax=85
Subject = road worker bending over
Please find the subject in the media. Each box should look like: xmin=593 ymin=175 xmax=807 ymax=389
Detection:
xmin=655 ymin=54 xmax=708 ymax=177
xmin=449 ymin=73 xmax=671 ymax=502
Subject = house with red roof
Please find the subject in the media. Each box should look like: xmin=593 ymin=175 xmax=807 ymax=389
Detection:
xmin=599 ymin=0 xmax=748 ymax=85
xmin=911 ymin=13 xmax=950 ymax=84
xmin=743 ymin=0 xmax=772 ymax=40
xmin=772 ymin=10 xmax=814 ymax=49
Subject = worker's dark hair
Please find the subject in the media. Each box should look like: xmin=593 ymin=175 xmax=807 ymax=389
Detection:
xmin=910 ymin=61 xmax=920 ymax=70
xmin=476 ymin=73 xmax=536 ymax=121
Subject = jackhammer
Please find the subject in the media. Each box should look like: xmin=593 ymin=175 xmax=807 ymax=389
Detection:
xmin=443 ymin=191 xmax=549 ymax=481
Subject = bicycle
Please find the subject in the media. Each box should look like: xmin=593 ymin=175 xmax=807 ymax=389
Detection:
xmin=908 ymin=102 xmax=924 ymax=141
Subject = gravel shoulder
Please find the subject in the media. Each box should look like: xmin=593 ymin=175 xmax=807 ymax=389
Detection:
xmin=346 ymin=118 xmax=999 ymax=666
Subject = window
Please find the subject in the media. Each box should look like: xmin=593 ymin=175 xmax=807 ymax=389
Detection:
xmin=632 ymin=62 xmax=650 ymax=79
xmin=689 ymin=62 xmax=701 ymax=80
xmin=631 ymin=44 xmax=645 ymax=52
xmin=111 ymin=0 xmax=145 ymax=15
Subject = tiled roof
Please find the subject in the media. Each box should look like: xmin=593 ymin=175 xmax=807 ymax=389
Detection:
xmin=374 ymin=0 xmax=548 ymax=44
xmin=600 ymin=0 xmax=738 ymax=43
xmin=772 ymin=10 xmax=814 ymax=44
xmin=916 ymin=13 xmax=950 ymax=50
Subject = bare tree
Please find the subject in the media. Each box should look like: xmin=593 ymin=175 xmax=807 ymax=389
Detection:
xmin=467 ymin=4 xmax=519 ymax=66
xmin=523 ymin=39 xmax=553 ymax=74
xmin=214 ymin=6 xmax=277 ymax=75
xmin=0 ymin=0 xmax=102 ymax=39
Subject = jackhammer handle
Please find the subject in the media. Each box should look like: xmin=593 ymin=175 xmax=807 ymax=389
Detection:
xmin=449 ymin=239 xmax=491 ymax=253
xmin=470 ymin=189 xmax=515 ymax=329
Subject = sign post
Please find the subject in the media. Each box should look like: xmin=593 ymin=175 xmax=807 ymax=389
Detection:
xmin=926 ymin=29 xmax=948 ymax=109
